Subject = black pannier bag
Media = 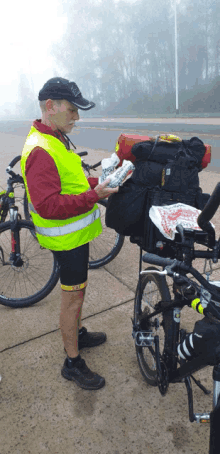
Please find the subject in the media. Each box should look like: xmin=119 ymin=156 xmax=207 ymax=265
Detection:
xmin=105 ymin=177 xmax=148 ymax=237
xmin=105 ymin=136 xmax=210 ymax=254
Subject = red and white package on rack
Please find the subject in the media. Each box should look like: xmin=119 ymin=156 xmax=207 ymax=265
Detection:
xmin=149 ymin=203 xmax=215 ymax=241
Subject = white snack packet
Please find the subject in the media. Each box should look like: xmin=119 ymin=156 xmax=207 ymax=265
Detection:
xmin=99 ymin=153 xmax=120 ymax=184
xmin=149 ymin=203 xmax=215 ymax=241
xmin=107 ymin=160 xmax=135 ymax=188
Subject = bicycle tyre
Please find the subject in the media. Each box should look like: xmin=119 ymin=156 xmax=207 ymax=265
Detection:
xmin=89 ymin=199 xmax=125 ymax=269
xmin=24 ymin=193 xmax=125 ymax=269
xmin=0 ymin=220 xmax=60 ymax=308
xmin=23 ymin=190 xmax=30 ymax=221
xmin=134 ymin=266 xmax=171 ymax=386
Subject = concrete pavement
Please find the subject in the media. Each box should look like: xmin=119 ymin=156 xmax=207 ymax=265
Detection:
xmin=1 ymin=142 xmax=220 ymax=454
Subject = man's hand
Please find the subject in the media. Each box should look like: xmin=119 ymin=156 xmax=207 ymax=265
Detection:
xmin=94 ymin=178 xmax=119 ymax=199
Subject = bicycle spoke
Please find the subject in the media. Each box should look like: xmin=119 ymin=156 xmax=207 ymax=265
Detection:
xmin=89 ymin=202 xmax=124 ymax=267
xmin=141 ymin=281 xmax=164 ymax=370
xmin=0 ymin=223 xmax=57 ymax=301
xmin=134 ymin=269 xmax=171 ymax=386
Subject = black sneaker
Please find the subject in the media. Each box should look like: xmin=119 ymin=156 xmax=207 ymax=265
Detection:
xmin=78 ymin=327 xmax=107 ymax=349
xmin=61 ymin=355 xmax=105 ymax=390
xmin=64 ymin=327 xmax=107 ymax=354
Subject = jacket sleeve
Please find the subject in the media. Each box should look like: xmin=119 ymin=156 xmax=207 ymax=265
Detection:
xmin=87 ymin=177 xmax=99 ymax=189
xmin=25 ymin=148 xmax=100 ymax=220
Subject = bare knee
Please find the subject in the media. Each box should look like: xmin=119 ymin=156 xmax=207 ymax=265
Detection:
xmin=61 ymin=288 xmax=83 ymax=312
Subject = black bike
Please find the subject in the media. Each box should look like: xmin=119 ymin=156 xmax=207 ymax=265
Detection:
xmin=0 ymin=152 xmax=125 ymax=308
xmin=132 ymin=183 xmax=220 ymax=453
xmin=21 ymin=152 xmax=125 ymax=269
xmin=0 ymin=155 xmax=60 ymax=308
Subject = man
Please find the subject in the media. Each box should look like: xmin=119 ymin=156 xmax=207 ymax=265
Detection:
xmin=20 ymin=77 xmax=119 ymax=390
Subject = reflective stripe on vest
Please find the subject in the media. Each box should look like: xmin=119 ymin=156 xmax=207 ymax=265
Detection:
xmin=34 ymin=207 xmax=100 ymax=237
xmin=29 ymin=202 xmax=37 ymax=214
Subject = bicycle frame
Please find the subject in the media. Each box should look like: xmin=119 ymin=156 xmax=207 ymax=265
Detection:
xmin=4 ymin=153 xmax=125 ymax=272
xmin=133 ymin=252 xmax=220 ymax=454
xmin=0 ymin=172 xmax=24 ymax=267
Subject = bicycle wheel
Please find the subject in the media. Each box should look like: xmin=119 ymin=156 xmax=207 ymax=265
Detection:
xmin=134 ymin=266 xmax=171 ymax=386
xmin=23 ymin=190 xmax=30 ymax=221
xmin=0 ymin=220 xmax=60 ymax=308
xmin=89 ymin=199 xmax=125 ymax=269
xmin=24 ymin=193 xmax=125 ymax=269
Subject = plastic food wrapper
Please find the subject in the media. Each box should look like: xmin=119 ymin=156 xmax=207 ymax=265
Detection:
xmin=99 ymin=153 xmax=120 ymax=184
xmin=106 ymin=160 xmax=135 ymax=188
xmin=149 ymin=203 xmax=215 ymax=241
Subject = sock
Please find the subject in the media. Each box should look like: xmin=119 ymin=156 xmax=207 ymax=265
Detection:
xmin=67 ymin=354 xmax=80 ymax=368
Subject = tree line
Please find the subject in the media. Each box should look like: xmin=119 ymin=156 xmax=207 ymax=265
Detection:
xmin=13 ymin=0 xmax=220 ymax=119
xmin=52 ymin=0 xmax=220 ymax=115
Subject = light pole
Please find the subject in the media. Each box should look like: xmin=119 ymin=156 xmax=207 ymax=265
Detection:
xmin=174 ymin=0 xmax=179 ymax=114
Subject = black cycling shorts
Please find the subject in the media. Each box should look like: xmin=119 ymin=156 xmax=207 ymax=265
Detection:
xmin=52 ymin=243 xmax=89 ymax=291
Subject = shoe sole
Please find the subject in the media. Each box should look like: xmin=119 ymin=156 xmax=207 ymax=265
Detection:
xmin=61 ymin=368 xmax=105 ymax=390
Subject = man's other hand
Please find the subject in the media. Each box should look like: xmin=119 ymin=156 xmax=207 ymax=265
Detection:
xmin=94 ymin=178 xmax=119 ymax=199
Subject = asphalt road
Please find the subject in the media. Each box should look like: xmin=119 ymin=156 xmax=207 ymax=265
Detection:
xmin=71 ymin=120 xmax=220 ymax=172
xmin=1 ymin=118 xmax=220 ymax=171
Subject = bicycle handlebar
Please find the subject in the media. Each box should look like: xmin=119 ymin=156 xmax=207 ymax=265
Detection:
xmin=142 ymin=253 xmax=174 ymax=268
xmin=90 ymin=161 xmax=101 ymax=170
xmin=6 ymin=152 xmax=101 ymax=184
xmin=195 ymin=183 xmax=220 ymax=248
xmin=77 ymin=151 xmax=88 ymax=157
xmin=6 ymin=152 xmax=101 ymax=171
xmin=197 ymin=182 xmax=220 ymax=229
xmin=7 ymin=152 xmax=89 ymax=168
xmin=7 ymin=155 xmax=21 ymax=169
xmin=6 ymin=155 xmax=23 ymax=181
xmin=142 ymin=252 xmax=220 ymax=302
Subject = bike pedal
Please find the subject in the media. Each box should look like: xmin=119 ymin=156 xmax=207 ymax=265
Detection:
xmin=194 ymin=412 xmax=210 ymax=423
xmin=133 ymin=331 xmax=154 ymax=347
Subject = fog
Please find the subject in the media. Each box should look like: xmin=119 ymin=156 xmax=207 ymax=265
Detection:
xmin=0 ymin=0 xmax=66 ymax=119
xmin=1 ymin=0 xmax=220 ymax=119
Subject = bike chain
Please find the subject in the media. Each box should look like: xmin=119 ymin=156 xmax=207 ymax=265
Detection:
xmin=157 ymin=359 xmax=169 ymax=396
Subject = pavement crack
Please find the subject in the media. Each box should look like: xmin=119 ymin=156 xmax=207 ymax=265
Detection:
xmin=0 ymin=298 xmax=134 ymax=354
xmin=103 ymin=267 xmax=136 ymax=293
xmin=82 ymin=297 xmax=134 ymax=322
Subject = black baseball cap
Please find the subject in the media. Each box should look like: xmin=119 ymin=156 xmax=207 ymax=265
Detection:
xmin=38 ymin=77 xmax=95 ymax=111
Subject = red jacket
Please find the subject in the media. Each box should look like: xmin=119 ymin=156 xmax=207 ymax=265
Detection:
xmin=25 ymin=120 xmax=100 ymax=220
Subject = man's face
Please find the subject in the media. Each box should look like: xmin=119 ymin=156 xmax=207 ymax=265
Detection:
xmin=50 ymin=99 xmax=79 ymax=133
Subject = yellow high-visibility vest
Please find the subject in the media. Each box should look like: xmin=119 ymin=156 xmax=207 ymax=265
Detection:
xmin=21 ymin=126 xmax=102 ymax=250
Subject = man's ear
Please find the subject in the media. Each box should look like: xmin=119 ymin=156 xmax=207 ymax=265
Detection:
xmin=45 ymin=99 xmax=56 ymax=113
